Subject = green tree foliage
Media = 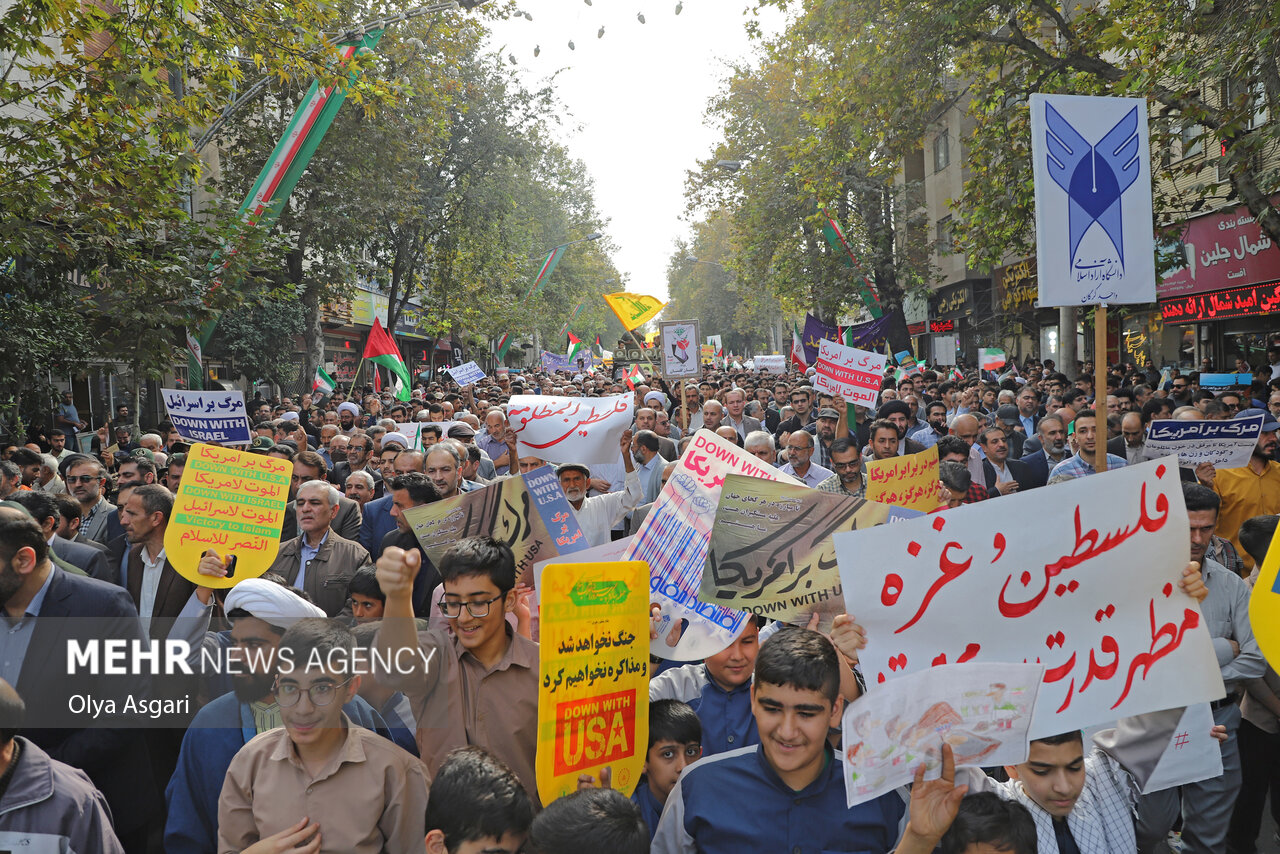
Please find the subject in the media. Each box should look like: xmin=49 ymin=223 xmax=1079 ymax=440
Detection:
xmin=206 ymin=290 xmax=307 ymax=390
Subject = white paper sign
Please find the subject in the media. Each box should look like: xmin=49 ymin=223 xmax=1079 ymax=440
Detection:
xmin=835 ymin=457 xmax=1224 ymax=737
xmin=932 ymin=335 xmax=958 ymax=366
xmin=1030 ymin=93 xmax=1156 ymax=306
xmin=814 ymin=339 xmax=887 ymax=406
xmin=1143 ymin=414 xmax=1262 ymax=470
xmin=659 ymin=320 xmax=701 ymax=379
xmin=507 ymin=393 xmax=634 ymax=465
xmin=161 ymin=389 xmax=252 ymax=445
xmin=446 ymin=360 xmax=486 ymax=387
xmin=754 ymin=355 xmax=786 ymax=374
xmin=843 ymin=663 xmax=1043 ymax=808
xmin=625 ymin=430 xmax=800 ymax=660
xmin=1140 ymin=703 xmax=1223 ymax=794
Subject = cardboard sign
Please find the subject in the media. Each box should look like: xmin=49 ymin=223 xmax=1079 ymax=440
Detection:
xmin=402 ymin=466 xmax=589 ymax=587
xmin=507 ymin=393 xmax=634 ymax=465
xmin=625 ymin=430 xmax=800 ymax=660
xmin=842 ymin=663 xmax=1042 ymax=808
xmin=813 ymin=339 xmax=887 ymax=406
xmin=659 ymin=320 xmax=701 ymax=379
xmin=162 ymin=389 xmax=253 ymax=445
xmin=164 ymin=443 xmax=290 ymax=588
xmin=446 ymin=360 xmax=486 ymax=387
xmin=1144 ymin=414 xmax=1263 ymax=469
xmin=700 ymin=474 xmax=893 ymax=631
xmin=1248 ymin=522 xmax=1280 ymax=672
xmin=835 ymin=457 xmax=1224 ymax=737
xmin=866 ymin=446 xmax=940 ymax=512
xmin=1030 ymin=93 xmax=1156 ymax=306
xmin=536 ymin=561 xmax=650 ymax=804
xmin=754 ymin=355 xmax=786 ymax=374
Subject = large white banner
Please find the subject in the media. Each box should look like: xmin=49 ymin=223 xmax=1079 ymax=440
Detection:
xmin=835 ymin=457 xmax=1224 ymax=737
xmin=625 ymin=430 xmax=800 ymax=660
xmin=1030 ymin=93 xmax=1156 ymax=306
xmin=507 ymin=393 xmax=634 ymax=465
xmin=813 ymin=339 xmax=887 ymax=407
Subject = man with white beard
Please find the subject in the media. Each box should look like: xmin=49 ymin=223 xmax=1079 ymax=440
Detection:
xmin=555 ymin=430 xmax=643 ymax=547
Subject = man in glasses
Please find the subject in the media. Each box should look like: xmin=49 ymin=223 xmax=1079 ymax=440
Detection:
xmin=65 ymin=457 xmax=114 ymax=545
xmin=218 ymin=618 xmax=429 ymax=854
xmin=1170 ymin=377 xmax=1192 ymax=405
xmin=816 ymin=439 xmax=866 ymax=498
xmin=776 ymin=384 xmax=817 ymax=438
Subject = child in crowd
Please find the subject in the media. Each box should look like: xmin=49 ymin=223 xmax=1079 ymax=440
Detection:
xmin=218 ymin=618 xmax=429 ymax=854
xmin=528 ymin=788 xmax=649 ymax=854
xmin=347 ymin=565 xmax=386 ymax=623
xmin=425 ymin=746 xmax=534 ymax=854
xmin=632 ymin=700 xmax=703 ymax=839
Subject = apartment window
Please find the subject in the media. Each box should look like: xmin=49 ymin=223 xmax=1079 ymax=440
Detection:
xmin=1179 ymin=123 xmax=1204 ymax=159
xmin=1223 ymin=78 xmax=1269 ymax=130
xmin=936 ymin=216 xmax=953 ymax=255
xmin=933 ymin=131 xmax=950 ymax=172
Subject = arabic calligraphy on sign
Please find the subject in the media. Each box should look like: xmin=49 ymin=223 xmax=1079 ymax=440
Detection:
xmin=865 ymin=446 xmax=940 ymax=513
xmin=507 ymin=393 xmax=634 ymax=465
xmin=997 ymin=259 xmax=1038 ymax=312
xmin=933 ymin=287 xmax=972 ymax=317
xmin=1160 ymin=281 xmax=1280 ymax=324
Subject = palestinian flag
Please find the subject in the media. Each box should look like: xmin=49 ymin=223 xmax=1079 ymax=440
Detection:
xmin=790 ymin=323 xmax=807 ymax=371
xmin=624 ymin=364 xmax=645 ymax=391
xmin=979 ymin=348 xmax=1007 ymax=371
xmin=593 ymin=334 xmax=603 ymax=356
xmin=567 ymin=331 xmax=586 ymax=363
xmin=363 ymin=318 xmax=411 ymax=401
xmin=312 ymin=366 xmax=335 ymax=396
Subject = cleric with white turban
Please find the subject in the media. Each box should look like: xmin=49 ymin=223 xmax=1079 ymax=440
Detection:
xmin=224 ymin=577 xmax=325 ymax=627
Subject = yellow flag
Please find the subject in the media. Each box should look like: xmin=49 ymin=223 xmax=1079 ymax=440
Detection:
xmin=604 ymin=292 xmax=666 ymax=331
xmin=1249 ymin=523 xmax=1280 ymax=671
xmin=644 ymin=330 xmax=660 ymax=345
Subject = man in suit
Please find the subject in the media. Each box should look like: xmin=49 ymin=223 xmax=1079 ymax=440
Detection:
xmin=979 ymin=425 xmax=1037 ymax=495
xmin=0 ymin=507 xmax=161 ymax=848
xmin=269 ymin=480 xmax=372 ymax=617
xmin=65 ymin=457 xmax=114 ymax=545
xmin=1019 ymin=415 xmax=1071 ymax=490
xmin=1108 ymin=411 xmax=1148 ymax=465
xmin=361 ymin=449 xmax=425 ymax=559
xmin=279 ymin=448 xmax=362 ymax=542
xmin=722 ymin=388 xmax=762 ymax=443
xmin=9 ymin=490 xmax=108 ymax=579
xmin=1014 ymin=385 xmax=1042 ymax=437
xmin=118 ymin=484 xmax=207 ymax=643
xmin=993 ymin=405 xmax=1028 ymax=459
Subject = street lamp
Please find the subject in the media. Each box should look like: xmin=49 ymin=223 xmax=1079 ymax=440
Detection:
xmin=684 ymin=255 xmax=726 ymax=269
xmin=714 ymin=160 xmax=744 ymax=173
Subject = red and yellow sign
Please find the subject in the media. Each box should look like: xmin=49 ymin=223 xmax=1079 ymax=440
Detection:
xmin=866 ymin=445 xmax=940 ymax=512
xmin=164 ymin=443 xmax=290 ymax=588
xmin=536 ymin=561 xmax=650 ymax=803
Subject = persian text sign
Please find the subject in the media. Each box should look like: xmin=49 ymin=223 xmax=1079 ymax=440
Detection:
xmin=842 ymin=663 xmax=1042 ymax=808
xmin=1030 ymin=94 xmax=1156 ymax=306
xmin=866 ymin=446 xmax=940 ymax=512
xmin=1144 ymin=414 xmax=1263 ymax=470
xmin=701 ymin=475 xmax=892 ymax=631
xmin=537 ymin=561 xmax=650 ymax=804
xmin=403 ymin=466 xmax=589 ymax=587
xmin=164 ymin=443 xmax=290 ymax=588
xmin=659 ymin=320 xmax=700 ymax=379
xmin=836 ymin=458 xmax=1223 ymax=736
xmin=507 ymin=394 xmax=634 ymax=465
xmin=445 ymin=360 xmax=485 ymax=387
xmin=625 ymin=430 xmax=800 ymax=660
xmin=754 ymin=355 xmax=786 ymax=373
xmin=814 ymin=339 xmax=888 ymax=406
xmin=162 ymin=389 xmax=252 ymax=445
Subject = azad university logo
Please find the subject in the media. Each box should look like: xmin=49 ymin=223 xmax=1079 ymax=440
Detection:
xmin=1043 ymin=102 xmax=1140 ymax=295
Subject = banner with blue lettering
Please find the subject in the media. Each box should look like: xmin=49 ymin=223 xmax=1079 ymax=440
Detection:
xmin=802 ymin=310 xmax=905 ymax=366
xmin=1144 ymin=413 xmax=1263 ymax=469
xmin=161 ymin=389 xmax=253 ymax=445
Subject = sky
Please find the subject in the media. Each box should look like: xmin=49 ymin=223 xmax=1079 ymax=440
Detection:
xmin=485 ymin=1 xmax=784 ymax=302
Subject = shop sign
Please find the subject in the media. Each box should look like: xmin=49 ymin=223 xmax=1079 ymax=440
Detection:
xmin=1159 ymin=197 xmax=1280 ymax=298
xmin=929 ymin=318 xmax=956 ymax=333
xmin=995 ymin=258 xmax=1038 ymax=313
xmin=1159 ymin=280 xmax=1280 ymax=324
xmin=931 ymin=282 xmax=973 ymax=319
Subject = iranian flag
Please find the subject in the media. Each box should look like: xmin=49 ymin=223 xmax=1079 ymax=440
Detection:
xmin=567 ymin=331 xmax=586 ymax=363
xmin=312 ymin=366 xmax=335 ymax=396
xmin=789 ymin=323 xmax=807 ymax=371
xmin=363 ymin=318 xmax=412 ymax=401
xmin=623 ymin=364 xmax=645 ymax=391
xmin=979 ymin=348 xmax=1007 ymax=371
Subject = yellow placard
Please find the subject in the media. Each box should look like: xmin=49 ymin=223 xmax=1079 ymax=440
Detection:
xmin=536 ymin=561 xmax=650 ymax=804
xmin=865 ymin=445 xmax=941 ymax=512
xmin=604 ymin=292 xmax=666 ymax=331
xmin=163 ymin=443 xmax=291 ymax=588
xmin=1249 ymin=523 xmax=1280 ymax=671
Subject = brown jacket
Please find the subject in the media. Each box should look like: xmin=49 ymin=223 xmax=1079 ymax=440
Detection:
xmin=126 ymin=547 xmax=197 ymax=643
xmin=268 ymin=532 xmax=371 ymax=617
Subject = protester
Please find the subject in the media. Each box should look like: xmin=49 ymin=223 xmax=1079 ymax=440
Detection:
xmin=424 ymin=746 xmax=534 ymax=854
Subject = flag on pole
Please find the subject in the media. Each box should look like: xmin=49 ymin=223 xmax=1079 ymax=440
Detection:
xmin=524 ymin=245 xmax=569 ymax=301
xmin=979 ymin=348 xmax=1007 ymax=371
xmin=566 ymin=331 xmax=586 ymax=363
xmin=604 ymin=292 xmax=667 ymax=331
xmin=557 ymin=301 xmax=587 ymax=338
xmin=790 ymin=323 xmax=807 ymax=371
xmin=623 ymin=364 xmax=645 ymax=391
xmin=363 ymin=318 xmax=412 ymax=400
xmin=312 ymin=366 xmax=335 ymax=396
xmin=593 ymin=334 xmax=603 ymax=355
xmin=818 ymin=207 xmax=884 ymax=319
xmin=495 ymin=331 xmax=513 ymax=361
xmin=949 ymin=367 xmax=964 ymax=382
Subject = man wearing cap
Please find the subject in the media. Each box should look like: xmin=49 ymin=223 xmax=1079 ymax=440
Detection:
xmin=806 ymin=407 xmax=842 ymax=469
xmin=164 ymin=575 xmax=407 ymax=854
xmin=992 ymin=404 xmax=1027 ymax=459
xmin=557 ymin=430 xmax=642 ymax=548
xmin=1196 ymin=408 xmax=1280 ymax=572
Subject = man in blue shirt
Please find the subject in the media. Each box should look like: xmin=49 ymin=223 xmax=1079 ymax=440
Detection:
xmin=653 ymin=628 xmax=906 ymax=854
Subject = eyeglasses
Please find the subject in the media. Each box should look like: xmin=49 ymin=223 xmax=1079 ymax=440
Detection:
xmin=1172 ymin=383 xmax=1187 ymax=389
xmin=66 ymin=474 xmax=101 ymax=484
xmin=275 ymin=677 xmax=353 ymax=708
xmin=438 ymin=593 xmax=505 ymax=619
xmin=831 ymin=460 xmax=860 ymax=470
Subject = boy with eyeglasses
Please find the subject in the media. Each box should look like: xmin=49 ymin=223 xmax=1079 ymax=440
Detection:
xmin=217 ymin=618 xmax=429 ymax=854
xmin=376 ymin=535 xmax=542 ymax=805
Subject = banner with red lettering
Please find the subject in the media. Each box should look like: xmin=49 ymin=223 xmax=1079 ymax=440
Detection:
xmin=508 ymin=393 xmax=634 ymax=465
xmin=835 ymin=457 xmax=1224 ymax=736
xmin=625 ymin=429 xmax=801 ymax=660
xmin=814 ymin=339 xmax=888 ymax=406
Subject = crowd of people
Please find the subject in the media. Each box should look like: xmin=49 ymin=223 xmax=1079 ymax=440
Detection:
xmin=0 ymin=349 xmax=1278 ymax=854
